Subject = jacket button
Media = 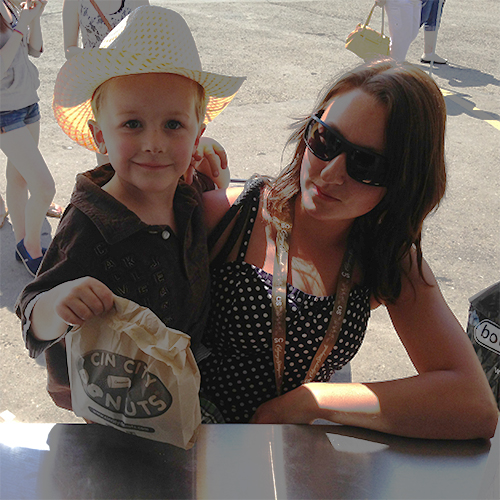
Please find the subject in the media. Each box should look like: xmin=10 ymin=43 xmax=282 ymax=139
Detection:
xmin=162 ymin=230 xmax=170 ymax=240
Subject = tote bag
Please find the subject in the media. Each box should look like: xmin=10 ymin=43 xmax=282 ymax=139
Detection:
xmin=346 ymin=3 xmax=390 ymax=61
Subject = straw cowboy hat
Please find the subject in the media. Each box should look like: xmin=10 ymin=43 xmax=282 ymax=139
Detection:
xmin=53 ymin=6 xmax=246 ymax=152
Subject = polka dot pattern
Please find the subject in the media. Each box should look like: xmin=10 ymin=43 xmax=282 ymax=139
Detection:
xmin=200 ymin=184 xmax=371 ymax=423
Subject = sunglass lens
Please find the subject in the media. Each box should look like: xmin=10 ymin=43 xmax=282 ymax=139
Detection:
xmin=349 ymin=150 xmax=383 ymax=185
xmin=306 ymin=121 xmax=342 ymax=161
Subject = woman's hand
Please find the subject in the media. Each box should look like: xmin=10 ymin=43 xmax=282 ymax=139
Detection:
xmin=192 ymin=137 xmax=230 ymax=189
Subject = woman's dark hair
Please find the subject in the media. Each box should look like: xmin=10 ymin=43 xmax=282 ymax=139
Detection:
xmin=265 ymin=58 xmax=447 ymax=303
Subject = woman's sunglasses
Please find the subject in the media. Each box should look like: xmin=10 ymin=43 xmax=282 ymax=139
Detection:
xmin=304 ymin=112 xmax=388 ymax=187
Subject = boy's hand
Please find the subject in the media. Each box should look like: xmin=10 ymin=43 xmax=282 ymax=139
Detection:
xmin=191 ymin=137 xmax=230 ymax=189
xmin=54 ymin=277 xmax=114 ymax=327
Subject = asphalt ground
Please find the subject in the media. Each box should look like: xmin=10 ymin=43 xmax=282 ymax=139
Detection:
xmin=0 ymin=0 xmax=499 ymax=424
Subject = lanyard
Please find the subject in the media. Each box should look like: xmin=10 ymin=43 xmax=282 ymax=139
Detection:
xmin=269 ymin=218 xmax=354 ymax=396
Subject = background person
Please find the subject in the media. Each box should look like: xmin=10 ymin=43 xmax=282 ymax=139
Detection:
xmin=375 ymin=0 xmax=422 ymax=62
xmin=420 ymin=0 xmax=447 ymax=64
xmin=1 ymin=0 xmax=56 ymax=276
xmin=62 ymin=0 xmax=150 ymax=59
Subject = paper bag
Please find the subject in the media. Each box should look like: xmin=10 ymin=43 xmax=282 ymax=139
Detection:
xmin=66 ymin=296 xmax=201 ymax=449
xmin=467 ymin=282 xmax=500 ymax=409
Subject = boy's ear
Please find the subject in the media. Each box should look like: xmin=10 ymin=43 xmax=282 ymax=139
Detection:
xmin=88 ymin=120 xmax=107 ymax=155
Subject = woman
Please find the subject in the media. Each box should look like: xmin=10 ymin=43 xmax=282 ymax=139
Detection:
xmin=200 ymin=59 xmax=498 ymax=439
xmin=375 ymin=0 xmax=422 ymax=62
xmin=62 ymin=0 xmax=150 ymax=58
xmin=420 ymin=0 xmax=447 ymax=64
xmin=1 ymin=0 xmax=56 ymax=275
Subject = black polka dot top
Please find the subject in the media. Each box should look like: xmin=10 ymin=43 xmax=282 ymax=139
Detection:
xmin=200 ymin=179 xmax=371 ymax=423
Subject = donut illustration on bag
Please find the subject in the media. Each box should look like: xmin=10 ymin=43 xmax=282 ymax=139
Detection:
xmin=77 ymin=350 xmax=173 ymax=418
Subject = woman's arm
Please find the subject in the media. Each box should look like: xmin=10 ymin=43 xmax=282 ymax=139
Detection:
xmin=62 ymin=0 xmax=82 ymax=59
xmin=202 ymin=185 xmax=244 ymax=233
xmin=252 ymin=255 xmax=498 ymax=439
xmin=26 ymin=0 xmax=46 ymax=55
xmin=62 ymin=0 xmax=149 ymax=59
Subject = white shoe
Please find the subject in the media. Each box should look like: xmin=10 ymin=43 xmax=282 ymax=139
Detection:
xmin=420 ymin=53 xmax=448 ymax=64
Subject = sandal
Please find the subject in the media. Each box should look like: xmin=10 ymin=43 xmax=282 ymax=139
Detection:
xmin=47 ymin=203 xmax=64 ymax=218
xmin=16 ymin=239 xmax=46 ymax=277
xmin=0 ymin=208 xmax=8 ymax=229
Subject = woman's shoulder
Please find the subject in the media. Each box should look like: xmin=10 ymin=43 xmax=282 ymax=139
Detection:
xmin=202 ymin=186 xmax=244 ymax=233
xmin=202 ymin=177 xmax=265 ymax=233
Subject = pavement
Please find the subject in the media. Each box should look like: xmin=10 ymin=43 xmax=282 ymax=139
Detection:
xmin=0 ymin=0 xmax=499 ymax=424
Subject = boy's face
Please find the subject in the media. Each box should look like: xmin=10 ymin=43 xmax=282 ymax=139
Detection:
xmin=89 ymin=73 xmax=205 ymax=196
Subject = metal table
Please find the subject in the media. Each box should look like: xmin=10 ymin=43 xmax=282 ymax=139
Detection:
xmin=1 ymin=421 xmax=498 ymax=499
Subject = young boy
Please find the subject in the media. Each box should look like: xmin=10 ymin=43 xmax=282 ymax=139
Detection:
xmin=15 ymin=6 xmax=245 ymax=411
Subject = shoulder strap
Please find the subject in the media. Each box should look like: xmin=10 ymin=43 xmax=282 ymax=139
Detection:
xmin=209 ymin=177 xmax=263 ymax=267
xmin=89 ymin=0 xmax=113 ymax=32
xmin=4 ymin=0 xmax=18 ymax=25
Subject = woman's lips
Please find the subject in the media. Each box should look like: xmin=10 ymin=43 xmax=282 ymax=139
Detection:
xmin=314 ymin=183 xmax=341 ymax=201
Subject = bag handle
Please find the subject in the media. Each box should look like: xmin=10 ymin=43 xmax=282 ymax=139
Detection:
xmin=362 ymin=3 xmax=386 ymax=36
xmin=89 ymin=0 xmax=113 ymax=32
xmin=363 ymin=4 xmax=377 ymax=27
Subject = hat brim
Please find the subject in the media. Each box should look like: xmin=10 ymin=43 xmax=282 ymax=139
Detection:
xmin=53 ymin=49 xmax=245 ymax=152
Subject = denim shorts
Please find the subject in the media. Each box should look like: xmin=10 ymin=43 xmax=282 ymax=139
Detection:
xmin=0 ymin=102 xmax=40 ymax=134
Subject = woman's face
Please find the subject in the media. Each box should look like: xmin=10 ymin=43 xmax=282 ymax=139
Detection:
xmin=299 ymin=88 xmax=388 ymax=225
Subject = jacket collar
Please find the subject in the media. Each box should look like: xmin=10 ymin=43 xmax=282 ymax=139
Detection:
xmin=70 ymin=164 xmax=199 ymax=245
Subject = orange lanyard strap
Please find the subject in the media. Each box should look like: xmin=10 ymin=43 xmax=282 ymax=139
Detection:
xmin=270 ymin=220 xmax=354 ymax=396
xmin=270 ymin=219 xmax=292 ymax=396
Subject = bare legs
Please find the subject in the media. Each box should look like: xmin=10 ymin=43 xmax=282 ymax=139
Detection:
xmin=384 ymin=0 xmax=421 ymax=62
xmin=422 ymin=29 xmax=447 ymax=63
xmin=0 ymin=121 xmax=55 ymax=259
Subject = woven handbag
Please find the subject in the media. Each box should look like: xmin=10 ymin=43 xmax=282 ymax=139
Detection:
xmin=345 ymin=3 xmax=390 ymax=61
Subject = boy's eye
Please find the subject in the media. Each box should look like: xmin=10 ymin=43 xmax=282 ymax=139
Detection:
xmin=124 ymin=120 xmax=141 ymax=129
xmin=166 ymin=120 xmax=181 ymax=130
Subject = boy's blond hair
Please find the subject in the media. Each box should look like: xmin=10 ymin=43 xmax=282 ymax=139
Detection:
xmin=91 ymin=75 xmax=208 ymax=126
